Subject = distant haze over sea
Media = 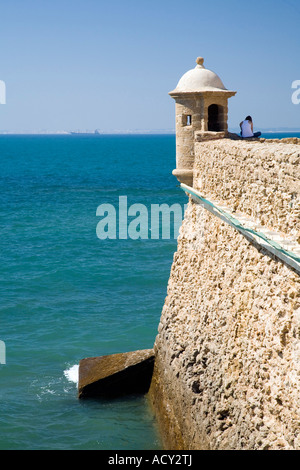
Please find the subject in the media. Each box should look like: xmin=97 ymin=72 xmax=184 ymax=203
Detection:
xmin=0 ymin=129 xmax=176 ymax=135
xmin=1 ymin=128 xmax=300 ymax=135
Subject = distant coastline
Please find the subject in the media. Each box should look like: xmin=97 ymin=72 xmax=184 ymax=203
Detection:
xmin=0 ymin=128 xmax=300 ymax=135
xmin=0 ymin=129 xmax=176 ymax=135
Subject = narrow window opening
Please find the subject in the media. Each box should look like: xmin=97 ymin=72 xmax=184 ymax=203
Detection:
xmin=208 ymin=104 xmax=225 ymax=131
xmin=181 ymin=114 xmax=193 ymax=127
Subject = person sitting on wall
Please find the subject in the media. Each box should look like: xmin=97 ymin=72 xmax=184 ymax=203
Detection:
xmin=240 ymin=116 xmax=261 ymax=138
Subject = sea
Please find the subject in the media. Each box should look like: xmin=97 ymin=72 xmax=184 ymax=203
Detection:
xmin=0 ymin=132 xmax=299 ymax=450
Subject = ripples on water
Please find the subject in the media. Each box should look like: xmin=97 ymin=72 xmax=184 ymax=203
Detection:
xmin=0 ymin=134 xmax=186 ymax=450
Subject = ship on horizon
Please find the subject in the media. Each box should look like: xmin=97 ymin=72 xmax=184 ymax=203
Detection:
xmin=70 ymin=129 xmax=101 ymax=135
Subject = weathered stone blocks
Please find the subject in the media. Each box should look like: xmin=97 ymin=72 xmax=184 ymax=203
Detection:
xmin=78 ymin=349 xmax=155 ymax=399
xmin=149 ymin=139 xmax=300 ymax=450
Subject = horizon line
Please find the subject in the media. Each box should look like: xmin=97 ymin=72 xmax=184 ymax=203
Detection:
xmin=1 ymin=127 xmax=300 ymax=136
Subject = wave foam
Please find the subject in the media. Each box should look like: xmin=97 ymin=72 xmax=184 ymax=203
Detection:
xmin=64 ymin=364 xmax=79 ymax=385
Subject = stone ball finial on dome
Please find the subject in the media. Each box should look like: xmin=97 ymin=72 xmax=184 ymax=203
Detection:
xmin=196 ymin=57 xmax=204 ymax=66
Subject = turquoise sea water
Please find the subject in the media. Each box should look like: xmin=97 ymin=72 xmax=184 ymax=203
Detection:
xmin=0 ymin=134 xmax=187 ymax=450
xmin=0 ymin=131 xmax=298 ymax=450
xmin=260 ymin=132 xmax=300 ymax=139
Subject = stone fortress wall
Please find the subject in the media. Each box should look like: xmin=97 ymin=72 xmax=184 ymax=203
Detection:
xmin=77 ymin=56 xmax=300 ymax=451
xmin=149 ymin=137 xmax=300 ymax=450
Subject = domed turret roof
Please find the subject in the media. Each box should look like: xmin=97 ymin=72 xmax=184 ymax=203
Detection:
xmin=170 ymin=57 xmax=228 ymax=93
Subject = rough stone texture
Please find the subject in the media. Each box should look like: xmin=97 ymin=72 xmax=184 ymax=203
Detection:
xmin=149 ymin=139 xmax=300 ymax=450
xmin=193 ymin=139 xmax=300 ymax=243
xmin=79 ymin=349 xmax=154 ymax=399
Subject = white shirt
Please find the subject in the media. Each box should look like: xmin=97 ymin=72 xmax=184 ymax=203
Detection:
xmin=241 ymin=120 xmax=254 ymax=138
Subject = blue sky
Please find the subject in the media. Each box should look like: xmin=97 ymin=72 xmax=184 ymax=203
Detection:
xmin=0 ymin=0 xmax=299 ymax=132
